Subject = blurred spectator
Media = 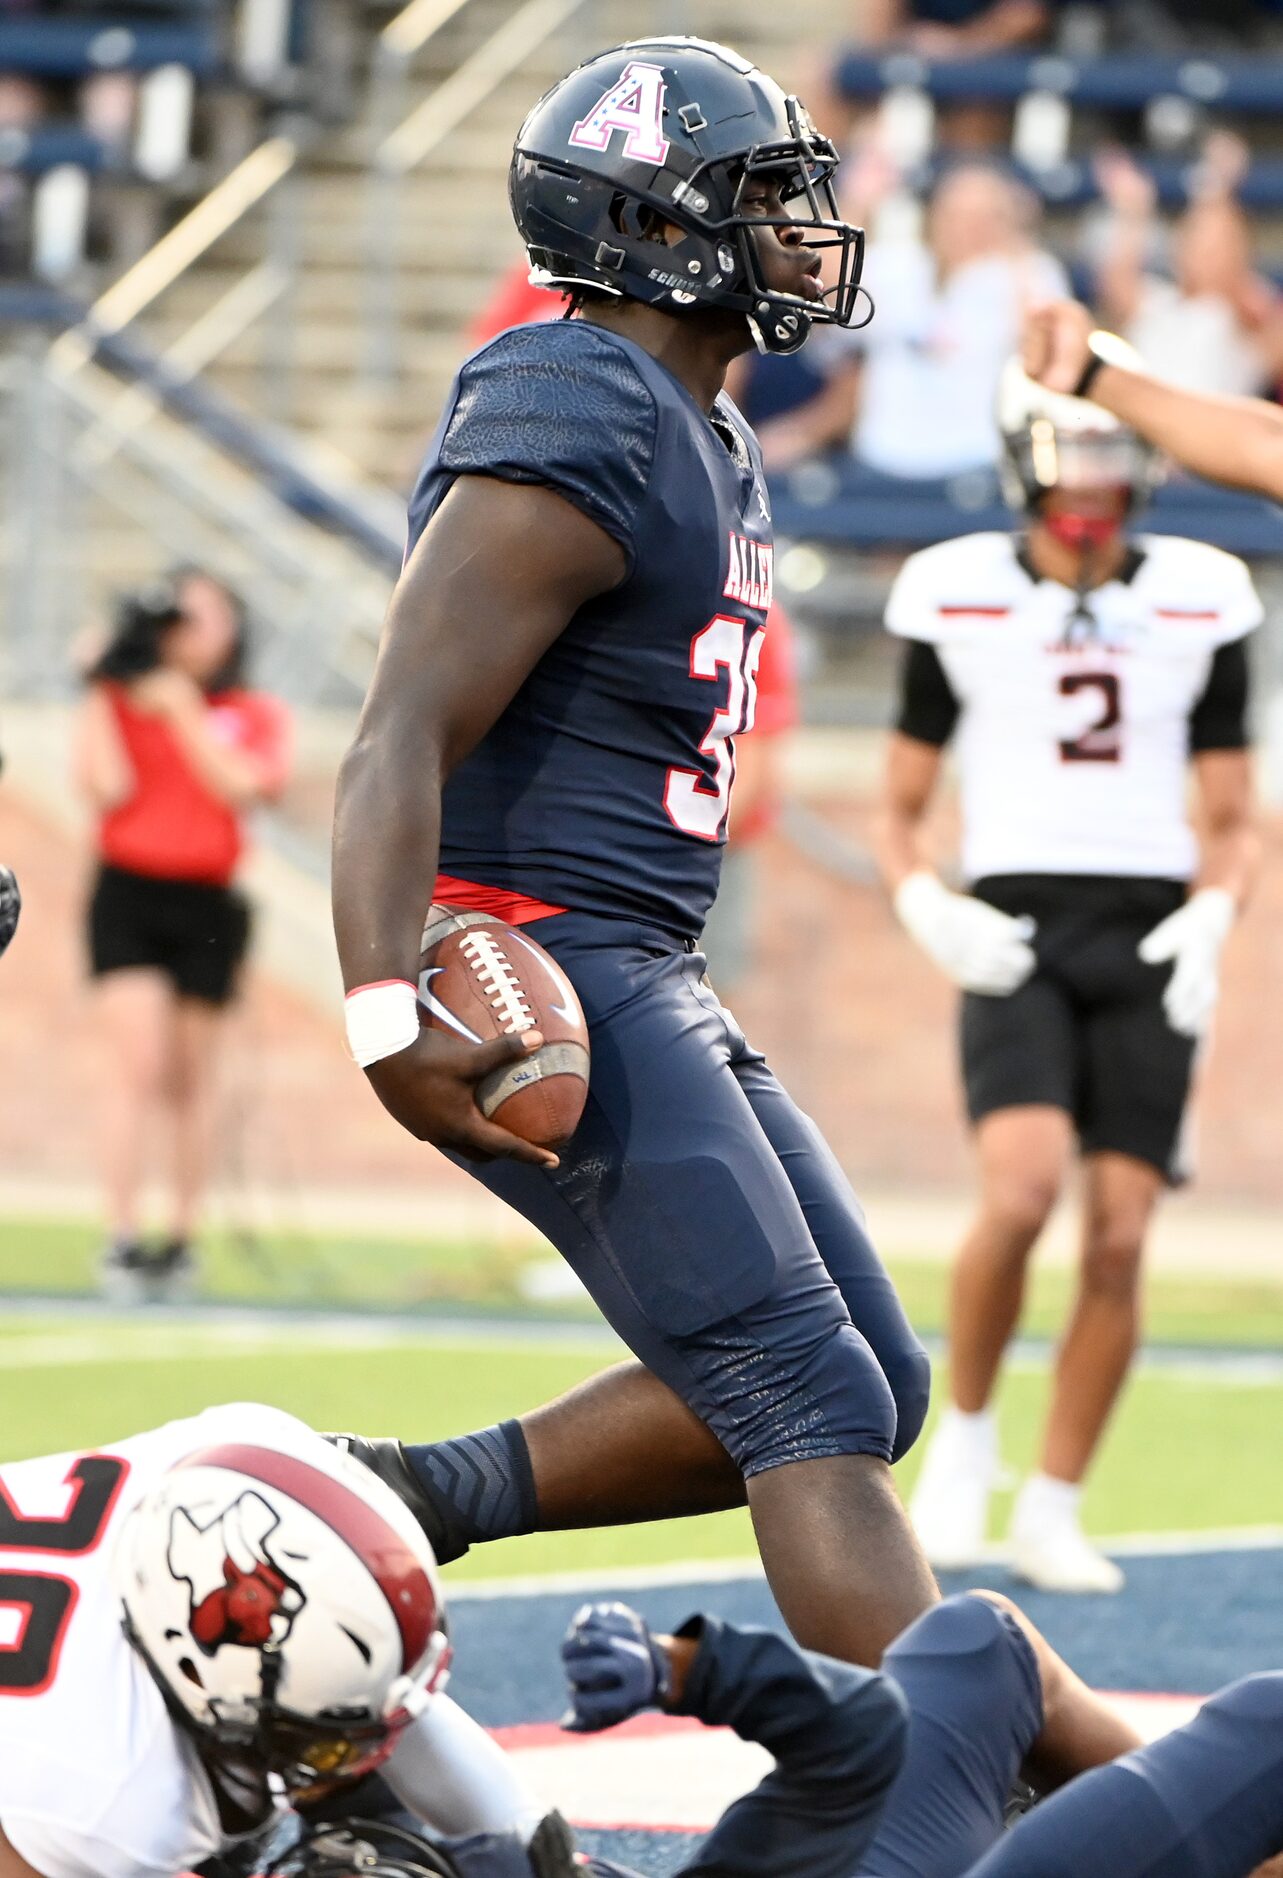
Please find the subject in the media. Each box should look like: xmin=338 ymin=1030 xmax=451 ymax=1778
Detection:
xmin=1094 ymin=137 xmax=1283 ymax=399
xmin=73 ymin=568 xmax=291 ymax=1306
xmin=860 ymin=0 xmax=1051 ymax=56
xmin=817 ymin=0 xmax=1052 ymax=149
xmin=1107 ymin=0 xmax=1282 ymax=51
xmin=757 ymin=161 xmax=1068 ymax=478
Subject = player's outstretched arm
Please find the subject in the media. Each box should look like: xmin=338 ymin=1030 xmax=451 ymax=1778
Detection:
xmin=332 ymin=474 xmax=624 ymax=1165
xmin=1023 ymin=300 xmax=1283 ymax=503
xmin=560 ymin=1603 xmax=908 ymax=1878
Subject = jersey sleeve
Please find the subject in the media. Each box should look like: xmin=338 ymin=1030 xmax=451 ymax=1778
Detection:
xmin=672 ymin=1616 xmax=907 ymax=1878
xmin=1189 ymin=640 xmax=1251 ymax=752
xmin=439 ymin=327 xmax=657 ymax=571
xmin=1205 ymin=548 xmax=1264 ymax=646
xmin=895 ymin=639 xmax=960 ymax=747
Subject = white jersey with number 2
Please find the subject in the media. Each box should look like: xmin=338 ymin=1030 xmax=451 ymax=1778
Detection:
xmin=885 ymin=531 xmax=1261 ymax=883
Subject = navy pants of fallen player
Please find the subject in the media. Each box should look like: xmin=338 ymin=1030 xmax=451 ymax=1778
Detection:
xmin=469 ymin=914 xmax=930 ymax=1476
xmin=859 ymin=1596 xmax=1283 ymax=1878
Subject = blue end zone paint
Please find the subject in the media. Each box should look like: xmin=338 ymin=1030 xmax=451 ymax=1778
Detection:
xmin=448 ymin=1547 xmax=1283 ymax=1727
xmin=445 ymin=1548 xmax=1283 ymax=1878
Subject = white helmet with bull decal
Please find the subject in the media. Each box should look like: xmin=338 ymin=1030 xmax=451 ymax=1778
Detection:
xmin=116 ymin=1428 xmax=451 ymax=1795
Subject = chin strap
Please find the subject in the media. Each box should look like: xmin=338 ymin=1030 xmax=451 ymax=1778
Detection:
xmin=747 ymin=302 xmax=812 ymax=356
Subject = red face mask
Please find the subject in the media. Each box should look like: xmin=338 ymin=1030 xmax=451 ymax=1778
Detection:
xmin=1042 ymin=508 xmax=1126 ymax=550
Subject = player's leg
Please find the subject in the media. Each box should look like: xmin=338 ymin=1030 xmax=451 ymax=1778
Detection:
xmin=910 ymin=1095 xmax=1074 ymax=1568
xmin=169 ymin=1000 xmax=225 ymax=1239
xmin=403 ymin=918 xmax=937 ymax=1662
xmin=160 ymin=888 xmax=249 ymax=1284
xmin=412 ymin=1012 xmax=934 ymax=1543
xmin=728 ymin=1044 xmax=933 ymax=1461
xmin=863 ymin=1591 xmax=1140 ymax=1878
xmin=1010 ymin=1150 xmax=1162 ymax=1590
xmin=92 ymin=964 xmax=174 ymax=1295
xmin=962 ymin=1672 xmax=1283 ymax=1878
xmin=1011 ymin=961 xmax=1193 ymax=1594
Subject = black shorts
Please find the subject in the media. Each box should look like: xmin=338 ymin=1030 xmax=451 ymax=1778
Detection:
xmin=960 ymin=874 xmax=1198 ymax=1182
xmin=88 ymin=864 xmax=250 ymax=1005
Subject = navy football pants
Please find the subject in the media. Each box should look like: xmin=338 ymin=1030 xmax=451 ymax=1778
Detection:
xmin=467 ymin=915 xmax=930 ymax=1477
xmin=966 ymin=1671 xmax=1283 ymax=1878
xmin=862 ymin=1597 xmax=1044 ymax=1877
xmin=857 ymin=1596 xmax=1283 ymax=1878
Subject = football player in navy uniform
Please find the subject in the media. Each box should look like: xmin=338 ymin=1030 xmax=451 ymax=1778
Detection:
xmin=260 ymin=1590 xmax=1283 ymax=1878
xmin=331 ymin=36 xmax=935 ymax=1668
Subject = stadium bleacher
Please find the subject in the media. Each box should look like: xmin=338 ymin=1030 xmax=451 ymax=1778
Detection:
xmin=0 ymin=0 xmax=311 ymax=281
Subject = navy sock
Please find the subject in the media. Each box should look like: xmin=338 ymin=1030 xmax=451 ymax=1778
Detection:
xmin=403 ymin=1419 xmax=538 ymax=1544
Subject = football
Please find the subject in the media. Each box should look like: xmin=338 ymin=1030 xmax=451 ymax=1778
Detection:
xmin=418 ymin=904 xmax=590 ymax=1149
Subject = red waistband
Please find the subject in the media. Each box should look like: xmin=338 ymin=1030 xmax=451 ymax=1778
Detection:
xmin=432 ymin=873 xmax=567 ymax=926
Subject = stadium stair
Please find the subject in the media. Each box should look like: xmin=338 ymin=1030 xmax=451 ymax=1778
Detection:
xmin=133 ymin=0 xmax=858 ymax=485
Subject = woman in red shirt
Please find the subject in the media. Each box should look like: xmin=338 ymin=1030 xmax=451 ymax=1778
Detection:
xmin=74 ymin=568 xmax=291 ymax=1303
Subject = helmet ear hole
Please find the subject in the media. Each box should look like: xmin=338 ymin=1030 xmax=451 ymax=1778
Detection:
xmin=608 ymin=193 xmax=661 ymax=242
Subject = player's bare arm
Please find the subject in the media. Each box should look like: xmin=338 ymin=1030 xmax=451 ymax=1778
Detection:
xmin=0 ymin=1829 xmax=45 ymax=1878
xmin=332 ymin=475 xmax=624 ymax=1165
xmin=1193 ymin=748 xmax=1258 ymax=907
xmin=874 ymin=729 xmax=1035 ymax=998
xmin=872 ymin=731 xmax=944 ymax=891
xmin=1023 ymin=299 xmax=1283 ymax=502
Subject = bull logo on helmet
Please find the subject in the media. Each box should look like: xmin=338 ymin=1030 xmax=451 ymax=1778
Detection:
xmin=168 ymin=1490 xmax=305 ymax=1655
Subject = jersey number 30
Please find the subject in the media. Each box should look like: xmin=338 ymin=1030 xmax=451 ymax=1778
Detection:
xmin=665 ymin=617 xmax=766 ymax=840
xmin=0 ymin=1454 xmax=129 ymax=1696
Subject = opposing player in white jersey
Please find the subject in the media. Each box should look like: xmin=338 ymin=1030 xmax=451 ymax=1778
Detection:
xmin=0 ymin=1403 xmax=537 ymax=1878
xmin=874 ymin=358 xmax=1260 ymax=1594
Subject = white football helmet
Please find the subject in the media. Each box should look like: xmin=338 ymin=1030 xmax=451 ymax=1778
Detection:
xmin=997 ymin=348 xmax=1163 ymax=539
xmin=116 ymin=1433 xmax=451 ymax=1795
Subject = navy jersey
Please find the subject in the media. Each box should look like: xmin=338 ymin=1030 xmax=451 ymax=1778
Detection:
xmin=406 ymin=320 xmax=776 ymax=939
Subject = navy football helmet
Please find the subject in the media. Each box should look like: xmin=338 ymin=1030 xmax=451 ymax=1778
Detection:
xmin=509 ymin=37 xmax=865 ymax=356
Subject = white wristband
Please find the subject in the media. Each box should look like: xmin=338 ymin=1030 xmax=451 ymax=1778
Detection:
xmin=345 ymin=979 xmax=420 ymax=1069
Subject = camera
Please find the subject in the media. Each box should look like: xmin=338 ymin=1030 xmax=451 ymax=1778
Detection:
xmin=89 ymin=582 xmax=186 ymax=684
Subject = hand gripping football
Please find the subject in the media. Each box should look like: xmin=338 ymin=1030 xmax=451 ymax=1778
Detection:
xmin=418 ymin=905 xmax=590 ymax=1150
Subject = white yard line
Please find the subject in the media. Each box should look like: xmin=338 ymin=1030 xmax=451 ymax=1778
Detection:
xmin=0 ymin=1316 xmax=624 ymax=1368
xmin=0 ymin=1306 xmax=1279 ymax=1381
xmin=449 ymin=1527 xmax=1283 ymax=1600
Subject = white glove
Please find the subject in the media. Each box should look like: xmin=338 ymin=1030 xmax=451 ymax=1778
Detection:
xmin=1137 ymin=887 xmax=1235 ymax=1039
xmin=894 ymin=871 xmax=1037 ymax=995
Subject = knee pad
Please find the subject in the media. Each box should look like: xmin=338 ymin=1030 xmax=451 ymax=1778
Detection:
xmin=885 ymin=1594 xmax=1043 ymax=1744
xmin=699 ymin=1317 xmax=899 ymax=1477
xmin=887 ymin=1344 xmax=933 ymax=1463
xmin=888 ymin=1593 xmax=1012 ymax=1669
xmin=1202 ymin=1670 xmax=1283 ymax=1729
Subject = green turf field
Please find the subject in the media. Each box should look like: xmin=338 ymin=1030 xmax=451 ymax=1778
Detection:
xmin=2 ymin=1313 xmax=1278 ymax=1581
xmin=4 ymin=1214 xmax=1283 ymax=1347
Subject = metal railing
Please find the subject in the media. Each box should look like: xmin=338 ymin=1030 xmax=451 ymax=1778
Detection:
xmin=2 ymin=348 xmax=392 ymax=713
xmin=361 ymin=0 xmax=596 ymax=385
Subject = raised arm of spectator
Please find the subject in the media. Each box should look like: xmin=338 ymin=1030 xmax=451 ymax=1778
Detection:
xmin=1092 ymin=148 xmax=1156 ymax=331
xmin=73 ymin=687 xmax=135 ymax=811
xmin=1024 ymin=300 xmax=1283 ymax=503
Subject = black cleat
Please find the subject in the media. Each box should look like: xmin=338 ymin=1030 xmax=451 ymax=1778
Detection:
xmin=324 ymin=1433 xmax=471 ymax=1565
